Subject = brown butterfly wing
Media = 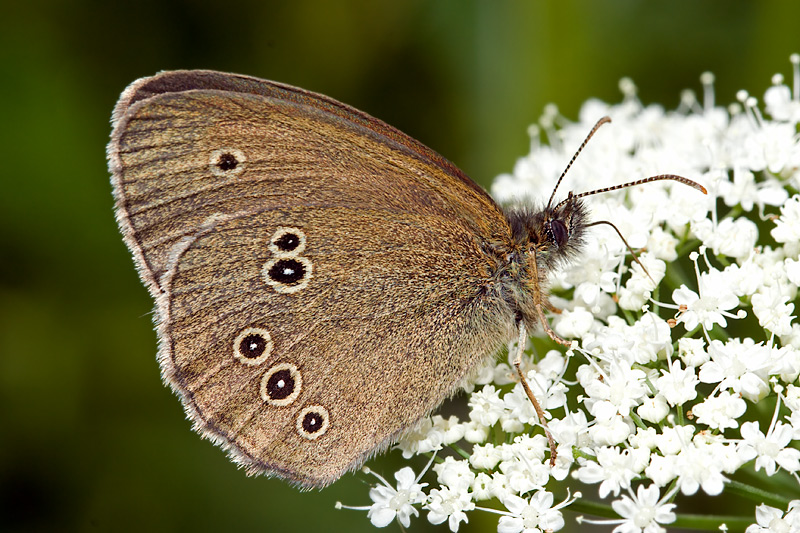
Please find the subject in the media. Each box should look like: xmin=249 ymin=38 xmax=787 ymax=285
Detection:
xmin=109 ymin=71 xmax=516 ymax=487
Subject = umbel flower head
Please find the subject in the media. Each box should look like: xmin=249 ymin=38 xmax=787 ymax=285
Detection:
xmin=341 ymin=54 xmax=800 ymax=533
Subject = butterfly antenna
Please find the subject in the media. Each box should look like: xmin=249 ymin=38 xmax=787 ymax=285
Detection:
xmin=585 ymin=220 xmax=656 ymax=284
xmin=546 ymin=116 xmax=612 ymax=209
xmin=554 ymin=174 xmax=707 ymax=212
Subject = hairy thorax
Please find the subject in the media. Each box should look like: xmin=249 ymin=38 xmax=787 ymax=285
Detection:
xmin=479 ymin=197 xmax=589 ymax=333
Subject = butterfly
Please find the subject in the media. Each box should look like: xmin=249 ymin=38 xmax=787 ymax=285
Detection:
xmin=108 ymin=70 xmax=705 ymax=487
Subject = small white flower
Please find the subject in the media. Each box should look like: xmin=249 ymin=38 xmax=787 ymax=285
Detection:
xmin=425 ymin=486 xmax=475 ymax=532
xmin=554 ymin=306 xmax=595 ymax=338
xmin=435 ymin=415 xmax=468 ymax=445
xmin=746 ymin=501 xmax=800 ymax=533
xmin=581 ymin=359 xmax=648 ymax=418
xmin=644 ymin=453 xmax=679 ymax=488
xmin=751 ymin=283 xmax=796 ymax=336
xmin=622 ymin=313 xmax=674 ymax=364
xmin=581 ymin=326 xmax=637 ymax=366
xmin=510 ymin=434 xmax=549 ymax=464
xmin=655 ymin=359 xmax=699 ymax=407
xmin=489 ymin=472 xmax=513 ymax=502
xmin=786 ymin=384 xmax=800 ymax=411
xmin=589 ymin=413 xmax=634 ymax=446
xmin=397 ymin=415 xmax=468 ymax=458
xmin=739 ymin=420 xmax=800 ymax=476
xmin=609 ymin=484 xmax=677 ymax=533
xmin=629 ymin=427 xmax=659 ymax=451
xmin=720 ymin=168 xmax=758 ymax=211
xmin=462 ymin=420 xmax=490 ymax=443
xmin=469 ymin=385 xmax=506 ymax=427
xmin=469 ymin=443 xmax=502 ymax=471
xmin=495 ymin=437 xmax=550 ymax=493
xmin=678 ymin=337 xmax=709 ymax=367
xmin=653 ymin=425 xmax=695 ymax=456
xmin=637 ymin=394 xmax=670 ymax=424
xmin=503 ymin=464 xmax=550 ymax=496
xmin=646 ymin=226 xmax=679 ymax=261
xmin=535 ymin=349 xmax=568 ymax=380
xmin=576 ymin=446 xmax=650 ymax=498
xmin=492 ymin=362 xmax=518 ymax=386
xmin=522 ymin=367 xmax=568 ymax=412
xmin=693 ymin=216 xmax=759 ymax=259
xmin=501 ymin=386 xmax=537 ymax=433
xmin=766 ymin=344 xmax=800 ymax=384
xmin=772 ymin=195 xmax=800 ymax=257
xmin=471 ymin=472 xmax=493 ymax=501
xmin=396 ymin=417 xmax=441 ymax=458
xmin=664 ymin=179 xmax=712 ymax=230
xmin=434 ymin=457 xmax=476 ymax=492
xmin=361 ymin=466 xmax=428 ymax=528
xmin=723 ymin=254 xmax=765 ymax=298
xmin=567 ymin=238 xmax=622 ymax=311
xmin=496 ymin=491 xmax=567 ymax=533
xmin=547 ymin=409 xmax=590 ymax=448
xmin=618 ymin=253 xmax=665 ymax=311
xmin=672 ymin=438 xmax=734 ymax=496
xmin=699 ymin=339 xmax=771 ymax=401
xmin=672 ymin=267 xmax=742 ymax=331
xmin=690 ymin=390 xmax=747 ymax=430
xmin=644 ymin=430 xmax=739 ymax=496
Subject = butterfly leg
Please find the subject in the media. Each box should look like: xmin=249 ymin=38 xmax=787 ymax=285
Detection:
xmin=544 ymin=301 xmax=562 ymax=314
xmin=513 ymin=322 xmax=557 ymax=467
xmin=528 ymin=253 xmax=570 ymax=346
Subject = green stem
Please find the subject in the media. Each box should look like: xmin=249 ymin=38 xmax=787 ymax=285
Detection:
xmin=680 ymin=323 xmax=702 ymax=341
xmin=670 ymin=512 xmax=753 ymax=531
xmin=628 ymin=410 xmax=648 ymax=431
xmin=726 ymin=479 xmax=793 ymax=508
xmin=567 ymin=497 xmax=618 ymax=518
xmin=573 ymin=447 xmax=596 ymax=462
xmin=447 ymin=444 xmax=471 ymax=461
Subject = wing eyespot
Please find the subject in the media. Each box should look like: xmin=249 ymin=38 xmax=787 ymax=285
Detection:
xmin=209 ymin=148 xmax=246 ymax=177
xmin=296 ymin=405 xmax=329 ymax=440
xmin=233 ymin=327 xmax=273 ymax=365
xmin=260 ymin=363 xmax=303 ymax=406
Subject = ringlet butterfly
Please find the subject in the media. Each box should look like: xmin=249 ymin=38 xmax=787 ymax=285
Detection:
xmin=108 ymin=70 xmax=705 ymax=488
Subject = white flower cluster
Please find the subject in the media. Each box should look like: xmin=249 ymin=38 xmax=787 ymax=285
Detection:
xmin=342 ymin=55 xmax=800 ymax=533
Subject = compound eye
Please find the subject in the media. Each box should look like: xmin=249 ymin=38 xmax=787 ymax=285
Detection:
xmin=549 ymin=219 xmax=569 ymax=248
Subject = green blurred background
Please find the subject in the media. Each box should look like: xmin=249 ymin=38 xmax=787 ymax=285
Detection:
xmin=1 ymin=1 xmax=798 ymax=532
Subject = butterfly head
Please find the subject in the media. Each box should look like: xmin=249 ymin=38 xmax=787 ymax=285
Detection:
xmin=504 ymin=194 xmax=589 ymax=272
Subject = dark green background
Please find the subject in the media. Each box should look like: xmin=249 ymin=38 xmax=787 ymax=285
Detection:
xmin=1 ymin=1 xmax=798 ymax=532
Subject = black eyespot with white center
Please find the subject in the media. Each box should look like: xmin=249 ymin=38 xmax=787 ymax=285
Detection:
xmin=263 ymin=255 xmax=313 ymax=294
xmin=269 ymin=259 xmax=305 ymax=283
xmin=217 ymin=152 xmax=238 ymax=171
xmin=269 ymin=227 xmax=307 ymax=256
xmin=296 ymin=405 xmax=329 ymax=440
xmin=209 ymin=148 xmax=246 ymax=177
xmin=260 ymin=363 xmax=302 ymax=406
xmin=276 ymin=233 xmax=299 ymax=251
xmin=233 ymin=327 xmax=273 ymax=366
